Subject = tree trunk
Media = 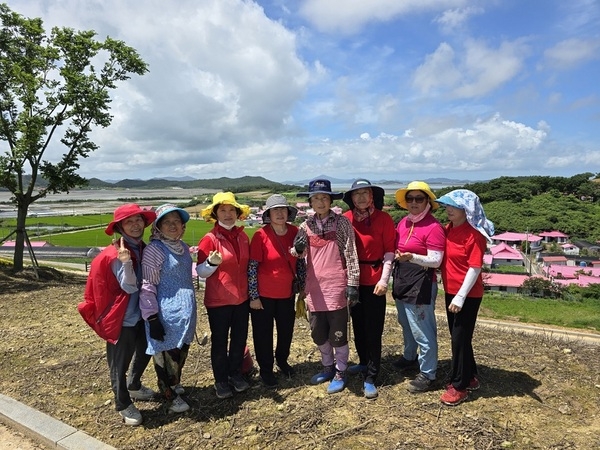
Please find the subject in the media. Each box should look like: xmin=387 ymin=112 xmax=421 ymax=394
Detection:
xmin=13 ymin=203 xmax=28 ymax=271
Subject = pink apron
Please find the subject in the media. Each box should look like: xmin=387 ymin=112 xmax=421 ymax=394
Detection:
xmin=305 ymin=218 xmax=347 ymax=312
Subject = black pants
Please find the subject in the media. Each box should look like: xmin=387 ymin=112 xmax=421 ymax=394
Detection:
xmin=153 ymin=344 xmax=189 ymax=401
xmin=250 ymin=296 xmax=295 ymax=376
xmin=445 ymin=293 xmax=481 ymax=390
xmin=350 ymin=285 xmax=387 ymax=383
xmin=106 ymin=320 xmax=151 ymax=411
xmin=207 ymin=301 xmax=250 ymax=383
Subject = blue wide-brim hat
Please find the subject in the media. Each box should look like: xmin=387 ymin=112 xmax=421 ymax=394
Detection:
xmin=297 ymin=178 xmax=343 ymax=200
xmin=154 ymin=203 xmax=190 ymax=224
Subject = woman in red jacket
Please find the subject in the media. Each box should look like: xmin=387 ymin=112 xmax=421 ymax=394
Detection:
xmin=196 ymin=192 xmax=251 ymax=399
xmin=79 ymin=204 xmax=156 ymax=426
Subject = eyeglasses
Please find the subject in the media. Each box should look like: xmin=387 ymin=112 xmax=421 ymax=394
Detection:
xmin=405 ymin=196 xmax=427 ymax=203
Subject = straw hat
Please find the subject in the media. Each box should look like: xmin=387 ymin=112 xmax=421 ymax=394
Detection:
xmin=395 ymin=181 xmax=439 ymax=210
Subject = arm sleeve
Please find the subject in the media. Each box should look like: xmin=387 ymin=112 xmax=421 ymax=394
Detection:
xmin=339 ymin=218 xmax=360 ymax=286
xmin=248 ymin=259 xmax=259 ymax=300
xmin=296 ymin=257 xmax=307 ymax=290
xmin=139 ymin=244 xmax=164 ymax=320
xmin=196 ymin=234 xmax=219 ymax=278
xmin=411 ymin=250 xmax=444 ymax=268
xmin=450 ymin=267 xmax=481 ymax=308
xmin=110 ymin=259 xmax=138 ymax=294
xmin=376 ymin=252 xmax=395 ymax=288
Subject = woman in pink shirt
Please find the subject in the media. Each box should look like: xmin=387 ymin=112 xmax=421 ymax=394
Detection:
xmin=393 ymin=181 xmax=445 ymax=393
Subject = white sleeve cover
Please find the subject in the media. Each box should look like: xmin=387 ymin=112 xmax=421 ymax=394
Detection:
xmin=450 ymin=267 xmax=481 ymax=308
xmin=376 ymin=252 xmax=395 ymax=287
xmin=410 ymin=250 xmax=444 ymax=268
xmin=195 ymin=259 xmax=219 ymax=278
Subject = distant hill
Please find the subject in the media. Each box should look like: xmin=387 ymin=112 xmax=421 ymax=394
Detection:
xmin=83 ymin=175 xmax=300 ymax=192
xmin=285 ymin=175 xmax=473 ymax=186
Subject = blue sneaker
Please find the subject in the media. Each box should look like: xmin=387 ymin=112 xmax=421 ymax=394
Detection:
xmin=326 ymin=370 xmax=347 ymax=394
xmin=310 ymin=365 xmax=335 ymax=384
xmin=363 ymin=382 xmax=378 ymax=399
xmin=347 ymin=364 xmax=368 ymax=375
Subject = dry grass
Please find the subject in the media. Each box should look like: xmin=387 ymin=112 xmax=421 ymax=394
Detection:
xmin=0 ymin=266 xmax=599 ymax=450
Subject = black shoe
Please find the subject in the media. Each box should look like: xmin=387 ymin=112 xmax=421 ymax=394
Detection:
xmin=392 ymin=356 xmax=419 ymax=371
xmin=214 ymin=382 xmax=233 ymax=399
xmin=276 ymin=362 xmax=296 ymax=377
xmin=228 ymin=374 xmax=250 ymax=393
xmin=407 ymin=372 xmax=435 ymax=393
xmin=260 ymin=372 xmax=278 ymax=389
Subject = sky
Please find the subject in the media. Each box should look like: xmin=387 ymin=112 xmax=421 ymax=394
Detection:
xmin=5 ymin=0 xmax=600 ymax=183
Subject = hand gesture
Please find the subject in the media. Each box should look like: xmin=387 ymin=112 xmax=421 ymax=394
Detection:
xmin=207 ymin=250 xmax=223 ymax=266
xmin=293 ymin=232 xmax=307 ymax=255
xmin=345 ymin=285 xmax=360 ymax=307
xmin=116 ymin=237 xmax=131 ymax=263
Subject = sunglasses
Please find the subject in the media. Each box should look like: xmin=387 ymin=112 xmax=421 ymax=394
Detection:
xmin=405 ymin=196 xmax=427 ymax=204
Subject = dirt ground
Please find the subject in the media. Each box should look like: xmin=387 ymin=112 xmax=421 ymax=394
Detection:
xmin=0 ymin=266 xmax=599 ymax=450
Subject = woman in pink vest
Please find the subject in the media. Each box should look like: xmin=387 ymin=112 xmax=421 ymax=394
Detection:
xmin=196 ymin=192 xmax=251 ymax=399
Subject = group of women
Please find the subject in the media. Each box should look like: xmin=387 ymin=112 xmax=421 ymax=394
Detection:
xmin=88 ymin=177 xmax=493 ymax=426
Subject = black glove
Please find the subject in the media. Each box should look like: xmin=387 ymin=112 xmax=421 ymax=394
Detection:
xmin=345 ymin=286 xmax=360 ymax=307
xmin=147 ymin=314 xmax=165 ymax=341
xmin=293 ymin=232 xmax=307 ymax=254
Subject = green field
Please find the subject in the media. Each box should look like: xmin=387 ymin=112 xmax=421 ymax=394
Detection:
xmin=0 ymin=214 xmax=259 ymax=247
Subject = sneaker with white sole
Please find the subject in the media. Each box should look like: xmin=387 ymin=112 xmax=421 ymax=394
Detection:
xmin=119 ymin=403 xmax=142 ymax=426
xmin=171 ymin=383 xmax=185 ymax=395
xmin=128 ymin=384 xmax=157 ymax=401
xmin=169 ymin=395 xmax=190 ymax=413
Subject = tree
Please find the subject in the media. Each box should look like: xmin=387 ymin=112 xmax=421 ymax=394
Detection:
xmin=0 ymin=4 xmax=148 ymax=271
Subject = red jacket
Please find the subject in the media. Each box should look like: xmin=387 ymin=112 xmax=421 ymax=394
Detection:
xmin=198 ymin=226 xmax=249 ymax=308
xmin=78 ymin=244 xmax=140 ymax=344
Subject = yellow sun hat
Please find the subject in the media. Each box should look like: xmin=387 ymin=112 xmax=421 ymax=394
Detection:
xmin=395 ymin=181 xmax=439 ymax=210
xmin=201 ymin=192 xmax=251 ymax=222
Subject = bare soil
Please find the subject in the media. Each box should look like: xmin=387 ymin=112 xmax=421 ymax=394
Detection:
xmin=0 ymin=266 xmax=599 ymax=450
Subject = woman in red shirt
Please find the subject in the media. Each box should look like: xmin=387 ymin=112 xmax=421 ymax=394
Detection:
xmin=342 ymin=179 xmax=395 ymax=399
xmin=436 ymin=189 xmax=494 ymax=406
xmin=248 ymin=195 xmax=305 ymax=388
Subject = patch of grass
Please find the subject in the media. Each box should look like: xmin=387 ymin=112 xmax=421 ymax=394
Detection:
xmin=479 ymin=292 xmax=600 ymax=331
xmin=2 ymin=215 xmax=260 ymax=247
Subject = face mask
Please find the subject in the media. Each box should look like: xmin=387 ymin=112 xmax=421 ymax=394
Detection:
xmin=218 ymin=220 xmax=235 ymax=230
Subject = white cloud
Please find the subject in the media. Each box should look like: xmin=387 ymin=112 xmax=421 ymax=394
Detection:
xmin=413 ymin=39 xmax=528 ymax=98
xmin=299 ymin=0 xmax=467 ymax=34
xmin=434 ymin=6 xmax=484 ymax=34
xmin=542 ymin=38 xmax=600 ymax=70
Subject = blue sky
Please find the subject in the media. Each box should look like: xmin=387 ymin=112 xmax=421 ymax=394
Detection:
xmin=6 ymin=0 xmax=600 ymax=183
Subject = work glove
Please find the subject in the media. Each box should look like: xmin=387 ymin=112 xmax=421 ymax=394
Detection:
xmin=207 ymin=250 xmax=223 ymax=266
xmin=295 ymin=296 xmax=307 ymax=321
xmin=293 ymin=233 xmax=307 ymax=255
xmin=345 ymin=286 xmax=360 ymax=308
xmin=147 ymin=314 xmax=165 ymax=341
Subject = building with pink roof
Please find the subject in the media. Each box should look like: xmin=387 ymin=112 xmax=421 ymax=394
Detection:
xmin=538 ymin=231 xmax=569 ymax=243
xmin=544 ymin=264 xmax=600 ymax=279
xmin=491 ymin=232 xmax=542 ymax=250
xmin=483 ymin=273 xmax=529 ymax=293
xmin=489 ymin=242 xmax=524 ymax=266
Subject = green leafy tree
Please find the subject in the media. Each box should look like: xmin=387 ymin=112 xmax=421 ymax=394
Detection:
xmin=0 ymin=4 xmax=148 ymax=271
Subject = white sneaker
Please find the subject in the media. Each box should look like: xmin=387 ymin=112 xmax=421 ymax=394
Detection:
xmin=119 ymin=403 xmax=142 ymax=426
xmin=171 ymin=383 xmax=185 ymax=395
xmin=169 ymin=395 xmax=190 ymax=413
xmin=128 ymin=384 xmax=157 ymax=401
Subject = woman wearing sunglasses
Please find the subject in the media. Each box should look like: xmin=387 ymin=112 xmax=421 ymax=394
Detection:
xmin=392 ymin=181 xmax=445 ymax=393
